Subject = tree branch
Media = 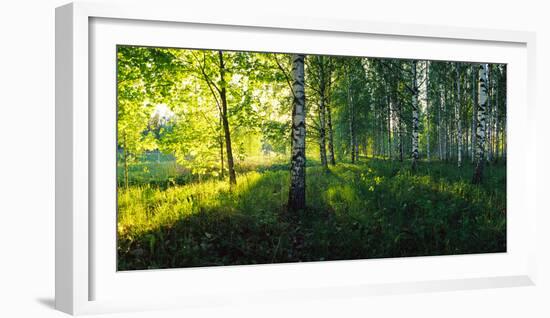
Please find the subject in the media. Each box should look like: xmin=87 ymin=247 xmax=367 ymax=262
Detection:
xmin=273 ymin=54 xmax=296 ymax=98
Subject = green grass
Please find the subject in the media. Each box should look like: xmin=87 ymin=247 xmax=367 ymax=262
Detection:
xmin=117 ymin=153 xmax=296 ymax=188
xmin=117 ymin=158 xmax=506 ymax=270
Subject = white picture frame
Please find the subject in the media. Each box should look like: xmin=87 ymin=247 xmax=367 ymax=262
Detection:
xmin=55 ymin=1 xmax=537 ymax=315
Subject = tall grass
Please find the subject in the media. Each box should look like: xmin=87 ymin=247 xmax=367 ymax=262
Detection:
xmin=117 ymin=159 xmax=506 ymax=270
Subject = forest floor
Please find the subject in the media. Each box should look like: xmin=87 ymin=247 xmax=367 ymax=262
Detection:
xmin=117 ymin=158 xmax=506 ymax=270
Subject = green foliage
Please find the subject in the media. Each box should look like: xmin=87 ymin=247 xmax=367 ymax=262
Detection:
xmin=118 ymin=159 xmax=505 ymax=270
xmin=117 ymin=47 xmax=293 ymax=179
xmin=117 ymin=47 xmax=179 ymax=161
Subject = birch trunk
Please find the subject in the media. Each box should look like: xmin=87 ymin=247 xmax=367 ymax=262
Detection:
xmin=471 ymin=65 xmax=478 ymax=163
xmin=398 ymin=98 xmax=404 ymax=162
xmin=441 ymin=85 xmax=446 ymax=161
xmin=444 ymin=85 xmax=448 ymax=161
xmin=438 ymin=87 xmax=443 ymax=160
xmin=326 ymin=102 xmax=336 ymax=165
xmin=411 ymin=60 xmax=419 ymax=171
xmin=472 ymin=63 xmax=488 ymax=184
xmin=456 ymin=63 xmax=462 ymax=167
xmin=387 ymin=93 xmax=392 ymax=160
xmin=288 ymin=54 xmax=307 ymax=210
xmin=494 ymin=67 xmax=500 ymax=162
xmin=426 ymin=62 xmax=430 ymax=161
xmin=485 ymin=66 xmax=493 ymax=162
xmin=377 ymin=109 xmax=381 ymax=157
xmin=468 ymin=123 xmax=471 ymax=160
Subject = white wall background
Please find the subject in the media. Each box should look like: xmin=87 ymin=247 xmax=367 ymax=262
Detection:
xmin=0 ymin=0 xmax=547 ymax=317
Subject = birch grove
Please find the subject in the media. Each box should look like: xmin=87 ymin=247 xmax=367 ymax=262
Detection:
xmin=116 ymin=46 xmax=506 ymax=214
xmin=116 ymin=46 xmax=507 ymax=270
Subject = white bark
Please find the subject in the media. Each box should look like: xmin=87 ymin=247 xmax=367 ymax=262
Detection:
xmin=426 ymin=61 xmax=430 ymax=161
xmin=411 ymin=60 xmax=419 ymax=170
xmin=486 ymin=66 xmax=492 ymax=162
xmin=288 ymin=54 xmax=307 ymax=210
xmin=471 ymin=65 xmax=477 ymax=163
xmin=473 ymin=63 xmax=488 ymax=184
xmin=456 ymin=63 xmax=462 ymax=167
xmin=494 ymin=65 xmax=500 ymax=161
xmin=438 ymin=86 xmax=443 ymax=160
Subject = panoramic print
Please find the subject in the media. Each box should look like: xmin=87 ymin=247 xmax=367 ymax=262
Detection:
xmin=116 ymin=46 xmax=506 ymax=270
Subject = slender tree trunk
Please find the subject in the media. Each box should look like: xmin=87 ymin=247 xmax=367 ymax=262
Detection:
xmin=411 ymin=60 xmax=419 ymax=171
xmin=502 ymin=64 xmax=507 ymax=160
xmin=288 ymin=54 xmax=307 ymax=210
xmin=354 ymin=134 xmax=359 ymax=161
xmin=347 ymin=67 xmax=355 ymax=163
xmin=464 ymin=120 xmax=471 ymax=164
xmin=219 ymin=117 xmax=225 ymax=179
xmin=318 ymin=105 xmax=328 ymax=167
xmin=456 ymin=63 xmax=463 ymax=168
xmin=440 ymin=85 xmax=447 ymax=161
xmin=218 ymin=51 xmax=236 ymax=188
xmin=426 ymin=62 xmax=430 ymax=161
xmin=471 ymin=65 xmax=478 ymax=163
xmin=325 ymin=60 xmax=336 ymax=165
xmin=494 ymin=69 xmax=500 ymax=162
xmin=398 ymin=99 xmax=404 ymax=162
xmin=444 ymin=84 xmax=449 ymax=161
xmin=387 ymin=94 xmax=392 ymax=160
xmin=438 ymin=88 xmax=443 ymax=160
xmin=472 ymin=64 xmax=488 ymax=184
xmin=326 ymin=103 xmax=336 ymax=165
xmin=376 ymin=108 xmax=379 ymax=157
xmin=317 ymin=56 xmax=328 ymax=168
xmin=486 ymin=65 xmax=492 ymax=163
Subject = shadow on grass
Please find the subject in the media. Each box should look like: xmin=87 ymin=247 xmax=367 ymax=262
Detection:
xmin=117 ymin=159 xmax=506 ymax=271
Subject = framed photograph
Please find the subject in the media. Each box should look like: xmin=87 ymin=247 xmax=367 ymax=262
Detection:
xmin=55 ymin=1 xmax=537 ymax=315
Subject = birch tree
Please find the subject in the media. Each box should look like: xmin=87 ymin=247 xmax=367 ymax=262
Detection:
xmin=456 ymin=63 xmax=463 ymax=168
xmin=471 ymin=65 xmax=478 ymax=163
xmin=425 ymin=61 xmax=430 ymax=161
xmin=288 ymin=54 xmax=307 ymax=210
xmin=486 ymin=66 xmax=493 ymax=163
xmin=472 ymin=63 xmax=488 ymax=184
xmin=411 ymin=60 xmax=420 ymax=171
